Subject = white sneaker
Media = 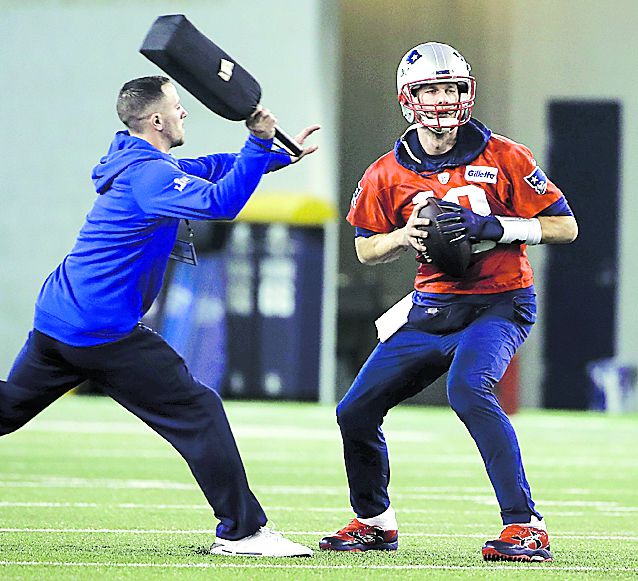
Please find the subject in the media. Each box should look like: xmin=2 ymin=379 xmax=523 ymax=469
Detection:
xmin=210 ymin=527 xmax=313 ymax=557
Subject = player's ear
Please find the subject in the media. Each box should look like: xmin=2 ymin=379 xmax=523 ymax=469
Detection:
xmin=150 ymin=113 xmax=163 ymax=131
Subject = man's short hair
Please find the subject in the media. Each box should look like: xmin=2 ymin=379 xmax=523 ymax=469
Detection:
xmin=117 ymin=76 xmax=171 ymax=132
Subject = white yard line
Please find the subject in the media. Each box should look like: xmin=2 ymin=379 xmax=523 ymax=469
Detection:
xmin=0 ymin=502 xmax=603 ymax=518
xmin=6 ymin=421 xmax=635 ymax=465
xmin=16 ymin=421 xmax=428 ymax=443
xmin=0 ymin=449 xmax=175 ymax=459
xmin=1 ymin=528 xmax=636 ymax=541
xmin=0 ymin=502 xmax=201 ymax=509
xmin=4 ymin=450 xmax=636 ymax=467
xmin=0 ymin=478 xmax=635 ymax=513
xmin=18 ymin=421 xmax=152 ymax=435
xmin=4 ymin=449 xmax=637 ymax=469
xmin=0 ymin=503 xmax=631 ymax=523
xmin=0 ymin=478 xmax=197 ymax=490
xmin=0 ymin=528 xmax=211 ymax=534
xmin=2 ymin=472 xmax=634 ymax=497
xmin=0 ymin=560 xmax=636 ymax=573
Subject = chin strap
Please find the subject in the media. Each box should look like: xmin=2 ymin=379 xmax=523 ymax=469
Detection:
xmin=426 ymin=125 xmax=454 ymax=135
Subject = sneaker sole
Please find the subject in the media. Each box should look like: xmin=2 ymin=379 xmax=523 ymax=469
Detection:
xmin=210 ymin=549 xmax=312 ymax=557
xmin=319 ymin=541 xmax=398 ymax=552
xmin=482 ymin=547 xmax=553 ymax=562
xmin=210 ymin=544 xmax=312 ymax=557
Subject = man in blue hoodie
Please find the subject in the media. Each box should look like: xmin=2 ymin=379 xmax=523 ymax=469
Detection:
xmin=0 ymin=76 xmax=319 ymax=557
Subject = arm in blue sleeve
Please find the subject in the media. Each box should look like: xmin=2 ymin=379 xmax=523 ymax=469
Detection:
xmin=265 ymin=148 xmax=292 ymax=172
xmin=177 ymin=154 xmax=238 ymax=181
xmin=131 ymin=136 xmax=273 ymax=220
xmin=176 ymin=145 xmax=291 ymax=181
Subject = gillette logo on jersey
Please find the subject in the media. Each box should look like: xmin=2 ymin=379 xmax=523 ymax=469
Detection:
xmin=465 ymin=166 xmax=498 ymax=183
xmin=524 ymin=166 xmax=548 ymax=195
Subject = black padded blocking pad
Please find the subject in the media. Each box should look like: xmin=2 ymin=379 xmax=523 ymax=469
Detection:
xmin=140 ymin=14 xmax=262 ymax=121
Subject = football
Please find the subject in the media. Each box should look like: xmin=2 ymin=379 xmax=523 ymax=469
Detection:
xmin=417 ymin=197 xmax=472 ymax=277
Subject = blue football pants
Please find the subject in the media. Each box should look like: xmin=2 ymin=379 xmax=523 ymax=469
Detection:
xmin=0 ymin=325 xmax=267 ymax=540
xmin=337 ymin=292 xmax=543 ymax=525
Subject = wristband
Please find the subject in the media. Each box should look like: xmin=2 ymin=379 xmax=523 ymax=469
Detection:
xmin=495 ymin=217 xmax=542 ymax=245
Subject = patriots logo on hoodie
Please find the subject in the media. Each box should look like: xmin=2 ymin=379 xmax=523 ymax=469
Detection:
xmin=173 ymin=176 xmax=191 ymax=192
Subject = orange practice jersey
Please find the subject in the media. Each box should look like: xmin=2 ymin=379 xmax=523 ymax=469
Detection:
xmin=347 ymin=133 xmax=566 ymax=294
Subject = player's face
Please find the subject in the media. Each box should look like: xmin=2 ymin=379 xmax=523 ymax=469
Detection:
xmin=414 ymin=82 xmax=460 ymax=120
xmin=160 ymin=83 xmax=188 ymax=148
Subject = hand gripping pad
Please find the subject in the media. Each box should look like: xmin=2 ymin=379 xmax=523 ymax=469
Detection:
xmin=140 ymin=14 xmax=261 ymax=121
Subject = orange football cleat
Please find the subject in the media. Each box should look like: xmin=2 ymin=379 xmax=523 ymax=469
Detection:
xmin=482 ymin=523 xmax=553 ymax=562
xmin=319 ymin=518 xmax=398 ymax=552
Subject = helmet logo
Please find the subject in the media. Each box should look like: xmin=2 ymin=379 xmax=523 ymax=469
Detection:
xmin=406 ymin=49 xmax=422 ymax=65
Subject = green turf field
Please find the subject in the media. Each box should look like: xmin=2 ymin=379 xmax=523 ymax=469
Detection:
xmin=0 ymin=396 xmax=636 ymax=580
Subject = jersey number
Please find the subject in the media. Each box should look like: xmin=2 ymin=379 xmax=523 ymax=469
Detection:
xmin=442 ymin=185 xmax=491 ymax=216
xmin=441 ymin=185 xmax=495 ymax=254
xmin=413 ymin=186 xmax=495 ymax=253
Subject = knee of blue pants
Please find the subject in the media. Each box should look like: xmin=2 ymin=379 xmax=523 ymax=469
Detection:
xmin=447 ymin=371 xmax=497 ymax=418
xmin=336 ymin=396 xmax=377 ymax=437
xmin=0 ymin=404 xmax=33 ymax=436
xmin=0 ymin=417 xmax=21 ymax=436
xmin=336 ymin=398 xmax=355 ymax=431
xmin=0 ymin=382 xmax=35 ymax=436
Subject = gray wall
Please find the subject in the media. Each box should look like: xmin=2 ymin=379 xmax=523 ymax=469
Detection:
xmin=507 ymin=0 xmax=638 ymax=404
xmin=0 ymin=0 xmax=339 ymax=375
xmin=2 ymin=0 xmax=637 ymax=406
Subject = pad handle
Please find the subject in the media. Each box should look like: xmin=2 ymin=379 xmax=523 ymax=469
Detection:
xmin=274 ymin=126 xmax=303 ymax=157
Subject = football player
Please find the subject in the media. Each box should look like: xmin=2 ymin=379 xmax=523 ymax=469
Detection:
xmin=319 ymin=43 xmax=577 ymax=562
xmin=0 ymin=76 xmax=318 ymax=557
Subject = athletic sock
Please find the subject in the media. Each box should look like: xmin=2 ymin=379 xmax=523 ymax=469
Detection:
xmin=358 ymin=506 xmax=398 ymax=530
xmin=509 ymin=515 xmax=546 ymax=530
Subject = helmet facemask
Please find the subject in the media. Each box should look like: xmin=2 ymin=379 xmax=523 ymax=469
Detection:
xmin=398 ymin=76 xmax=476 ymax=132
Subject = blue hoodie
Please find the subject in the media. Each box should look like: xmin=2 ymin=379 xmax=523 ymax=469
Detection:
xmin=34 ymin=131 xmax=288 ymax=346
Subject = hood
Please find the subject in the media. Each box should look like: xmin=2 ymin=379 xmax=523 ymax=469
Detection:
xmin=91 ymin=131 xmax=174 ymax=194
xmin=394 ymin=118 xmax=492 ymax=175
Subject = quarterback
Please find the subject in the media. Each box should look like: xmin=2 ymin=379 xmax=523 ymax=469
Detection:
xmin=320 ymin=43 xmax=577 ymax=562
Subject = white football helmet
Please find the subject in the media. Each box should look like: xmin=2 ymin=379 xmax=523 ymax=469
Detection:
xmin=396 ymin=42 xmax=475 ymax=131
